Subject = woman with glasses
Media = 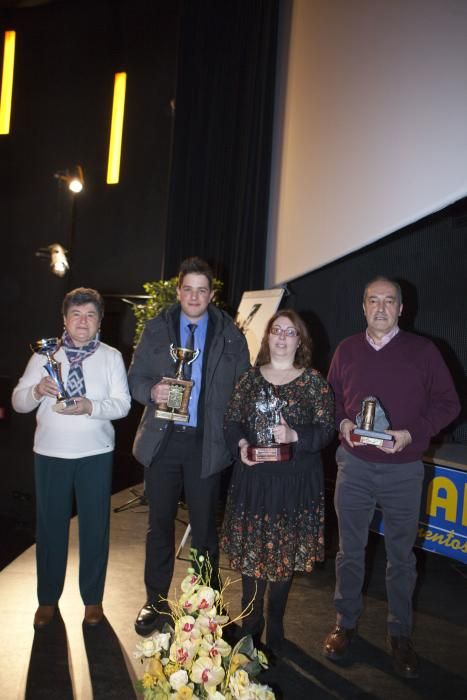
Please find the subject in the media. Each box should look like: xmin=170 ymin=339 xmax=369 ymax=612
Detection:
xmin=220 ymin=309 xmax=335 ymax=654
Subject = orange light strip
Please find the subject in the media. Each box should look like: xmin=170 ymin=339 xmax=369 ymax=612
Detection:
xmin=106 ymin=72 xmax=127 ymax=184
xmin=0 ymin=31 xmax=16 ymax=135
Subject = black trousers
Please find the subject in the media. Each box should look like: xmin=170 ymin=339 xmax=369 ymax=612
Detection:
xmin=144 ymin=428 xmax=221 ymax=601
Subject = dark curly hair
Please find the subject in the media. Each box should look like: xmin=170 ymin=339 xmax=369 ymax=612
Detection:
xmin=256 ymin=309 xmax=312 ymax=368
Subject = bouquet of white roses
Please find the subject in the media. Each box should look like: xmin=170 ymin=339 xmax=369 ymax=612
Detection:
xmin=134 ymin=555 xmax=275 ymax=700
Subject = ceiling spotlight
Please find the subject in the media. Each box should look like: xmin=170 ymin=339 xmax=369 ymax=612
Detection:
xmin=36 ymin=243 xmax=70 ymax=277
xmin=54 ymin=165 xmax=84 ymax=193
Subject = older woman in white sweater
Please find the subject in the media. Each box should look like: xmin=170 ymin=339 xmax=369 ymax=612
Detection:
xmin=12 ymin=287 xmax=131 ymax=628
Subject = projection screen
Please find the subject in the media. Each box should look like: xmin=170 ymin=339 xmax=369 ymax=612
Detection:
xmin=266 ymin=0 xmax=467 ymax=287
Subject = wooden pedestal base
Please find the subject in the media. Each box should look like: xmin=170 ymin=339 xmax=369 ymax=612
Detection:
xmin=246 ymin=443 xmax=292 ymax=462
xmin=350 ymin=430 xmax=394 ymax=447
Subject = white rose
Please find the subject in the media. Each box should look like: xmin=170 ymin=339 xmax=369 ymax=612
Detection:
xmin=154 ymin=631 xmax=172 ymax=652
xmin=228 ymin=669 xmax=251 ymax=699
xmin=248 ymin=682 xmax=275 ymax=699
xmin=169 ymin=669 xmax=189 ymax=690
xmin=133 ymin=636 xmax=159 ymax=658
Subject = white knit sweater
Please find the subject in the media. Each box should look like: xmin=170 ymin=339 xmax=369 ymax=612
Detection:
xmin=12 ymin=343 xmax=131 ymax=459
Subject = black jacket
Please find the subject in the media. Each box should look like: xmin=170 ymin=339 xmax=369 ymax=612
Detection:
xmin=128 ymin=303 xmax=250 ymax=477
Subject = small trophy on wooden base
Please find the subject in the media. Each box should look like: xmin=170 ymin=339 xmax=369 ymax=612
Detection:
xmin=350 ymin=396 xmax=394 ymax=447
xmin=30 ymin=338 xmax=77 ymax=412
xmin=246 ymin=386 xmax=293 ymax=462
xmin=155 ymin=345 xmax=200 ymax=422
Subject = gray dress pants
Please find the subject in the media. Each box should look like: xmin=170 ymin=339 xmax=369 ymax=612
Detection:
xmin=333 ymin=445 xmax=424 ymax=636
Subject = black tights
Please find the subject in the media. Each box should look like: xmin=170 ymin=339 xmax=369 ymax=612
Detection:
xmin=241 ymin=575 xmax=292 ymax=651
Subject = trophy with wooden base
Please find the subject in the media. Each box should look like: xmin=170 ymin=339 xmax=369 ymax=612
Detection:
xmin=350 ymin=396 xmax=394 ymax=447
xmin=30 ymin=338 xmax=77 ymax=412
xmin=246 ymin=386 xmax=293 ymax=462
xmin=154 ymin=345 xmax=200 ymax=422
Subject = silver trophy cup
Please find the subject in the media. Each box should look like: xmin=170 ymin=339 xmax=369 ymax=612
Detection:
xmin=247 ymin=386 xmax=293 ymax=462
xmin=30 ymin=338 xmax=77 ymax=412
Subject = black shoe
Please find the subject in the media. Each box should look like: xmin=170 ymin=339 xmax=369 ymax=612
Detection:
xmin=388 ymin=635 xmax=419 ymax=679
xmin=242 ymin=614 xmax=265 ymax=647
xmin=256 ymin=640 xmax=280 ymax=668
xmin=134 ymin=601 xmax=170 ymax=636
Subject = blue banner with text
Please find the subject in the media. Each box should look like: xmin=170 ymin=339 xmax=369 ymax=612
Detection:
xmin=370 ymin=462 xmax=467 ymax=563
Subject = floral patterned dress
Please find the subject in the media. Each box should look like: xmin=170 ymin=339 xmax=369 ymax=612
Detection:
xmin=220 ymin=367 xmax=335 ymax=581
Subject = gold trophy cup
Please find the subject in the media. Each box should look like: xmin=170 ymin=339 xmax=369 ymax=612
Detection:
xmin=154 ymin=344 xmax=200 ymax=422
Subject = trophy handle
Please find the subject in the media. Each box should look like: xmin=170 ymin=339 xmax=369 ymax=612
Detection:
xmin=169 ymin=344 xmax=199 ymax=365
xmin=186 ymin=348 xmax=200 ymax=365
xmin=51 ymin=337 xmax=63 ymax=358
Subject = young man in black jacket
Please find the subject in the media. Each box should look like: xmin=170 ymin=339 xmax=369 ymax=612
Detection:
xmin=129 ymin=257 xmax=250 ymax=635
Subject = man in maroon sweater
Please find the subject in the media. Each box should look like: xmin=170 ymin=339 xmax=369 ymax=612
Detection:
xmin=323 ymin=277 xmax=460 ymax=678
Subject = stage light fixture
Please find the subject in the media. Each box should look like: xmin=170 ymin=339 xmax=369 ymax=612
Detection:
xmin=54 ymin=165 xmax=84 ymax=193
xmin=36 ymin=243 xmax=70 ymax=278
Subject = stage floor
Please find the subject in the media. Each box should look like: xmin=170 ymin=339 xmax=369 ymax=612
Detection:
xmin=0 ymin=485 xmax=466 ymax=699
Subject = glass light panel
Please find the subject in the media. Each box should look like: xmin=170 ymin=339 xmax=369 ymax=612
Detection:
xmin=0 ymin=31 xmax=16 ymax=135
xmin=106 ymin=72 xmax=127 ymax=184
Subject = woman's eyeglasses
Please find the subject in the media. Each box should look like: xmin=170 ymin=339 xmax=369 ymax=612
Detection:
xmin=270 ymin=326 xmax=299 ymax=338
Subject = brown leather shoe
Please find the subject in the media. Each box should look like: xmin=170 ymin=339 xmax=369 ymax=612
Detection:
xmin=323 ymin=625 xmax=356 ymax=660
xmin=84 ymin=604 xmax=104 ymax=626
xmin=388 ymin=635 xmax=419 ymax=678
xmin=34 ymin=605 xmax=57 ymax=629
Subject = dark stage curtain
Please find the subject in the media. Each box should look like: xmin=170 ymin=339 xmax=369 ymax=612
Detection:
xmin=163 ymin=0 xmax=279 ymax=312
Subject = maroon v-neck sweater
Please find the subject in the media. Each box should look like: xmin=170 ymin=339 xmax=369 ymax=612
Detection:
xmin=328 ymin=330 xmax=460 ymax=464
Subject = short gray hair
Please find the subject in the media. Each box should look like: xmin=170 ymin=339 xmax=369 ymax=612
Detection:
xmin=363 ymin=276 xmax=402 ymax=305
xmin=62 ymin=287 xmax=104 ymax=320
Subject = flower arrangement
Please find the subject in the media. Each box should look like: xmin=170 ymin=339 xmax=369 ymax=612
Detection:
xmin=134 ymin=555 xmax=275 ymax=700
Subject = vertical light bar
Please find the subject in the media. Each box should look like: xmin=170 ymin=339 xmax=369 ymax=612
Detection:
xmin=0 ymin=31 xmax=16 ymax=135
xmin=106 ymin=72 xmax=126 ymax=184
